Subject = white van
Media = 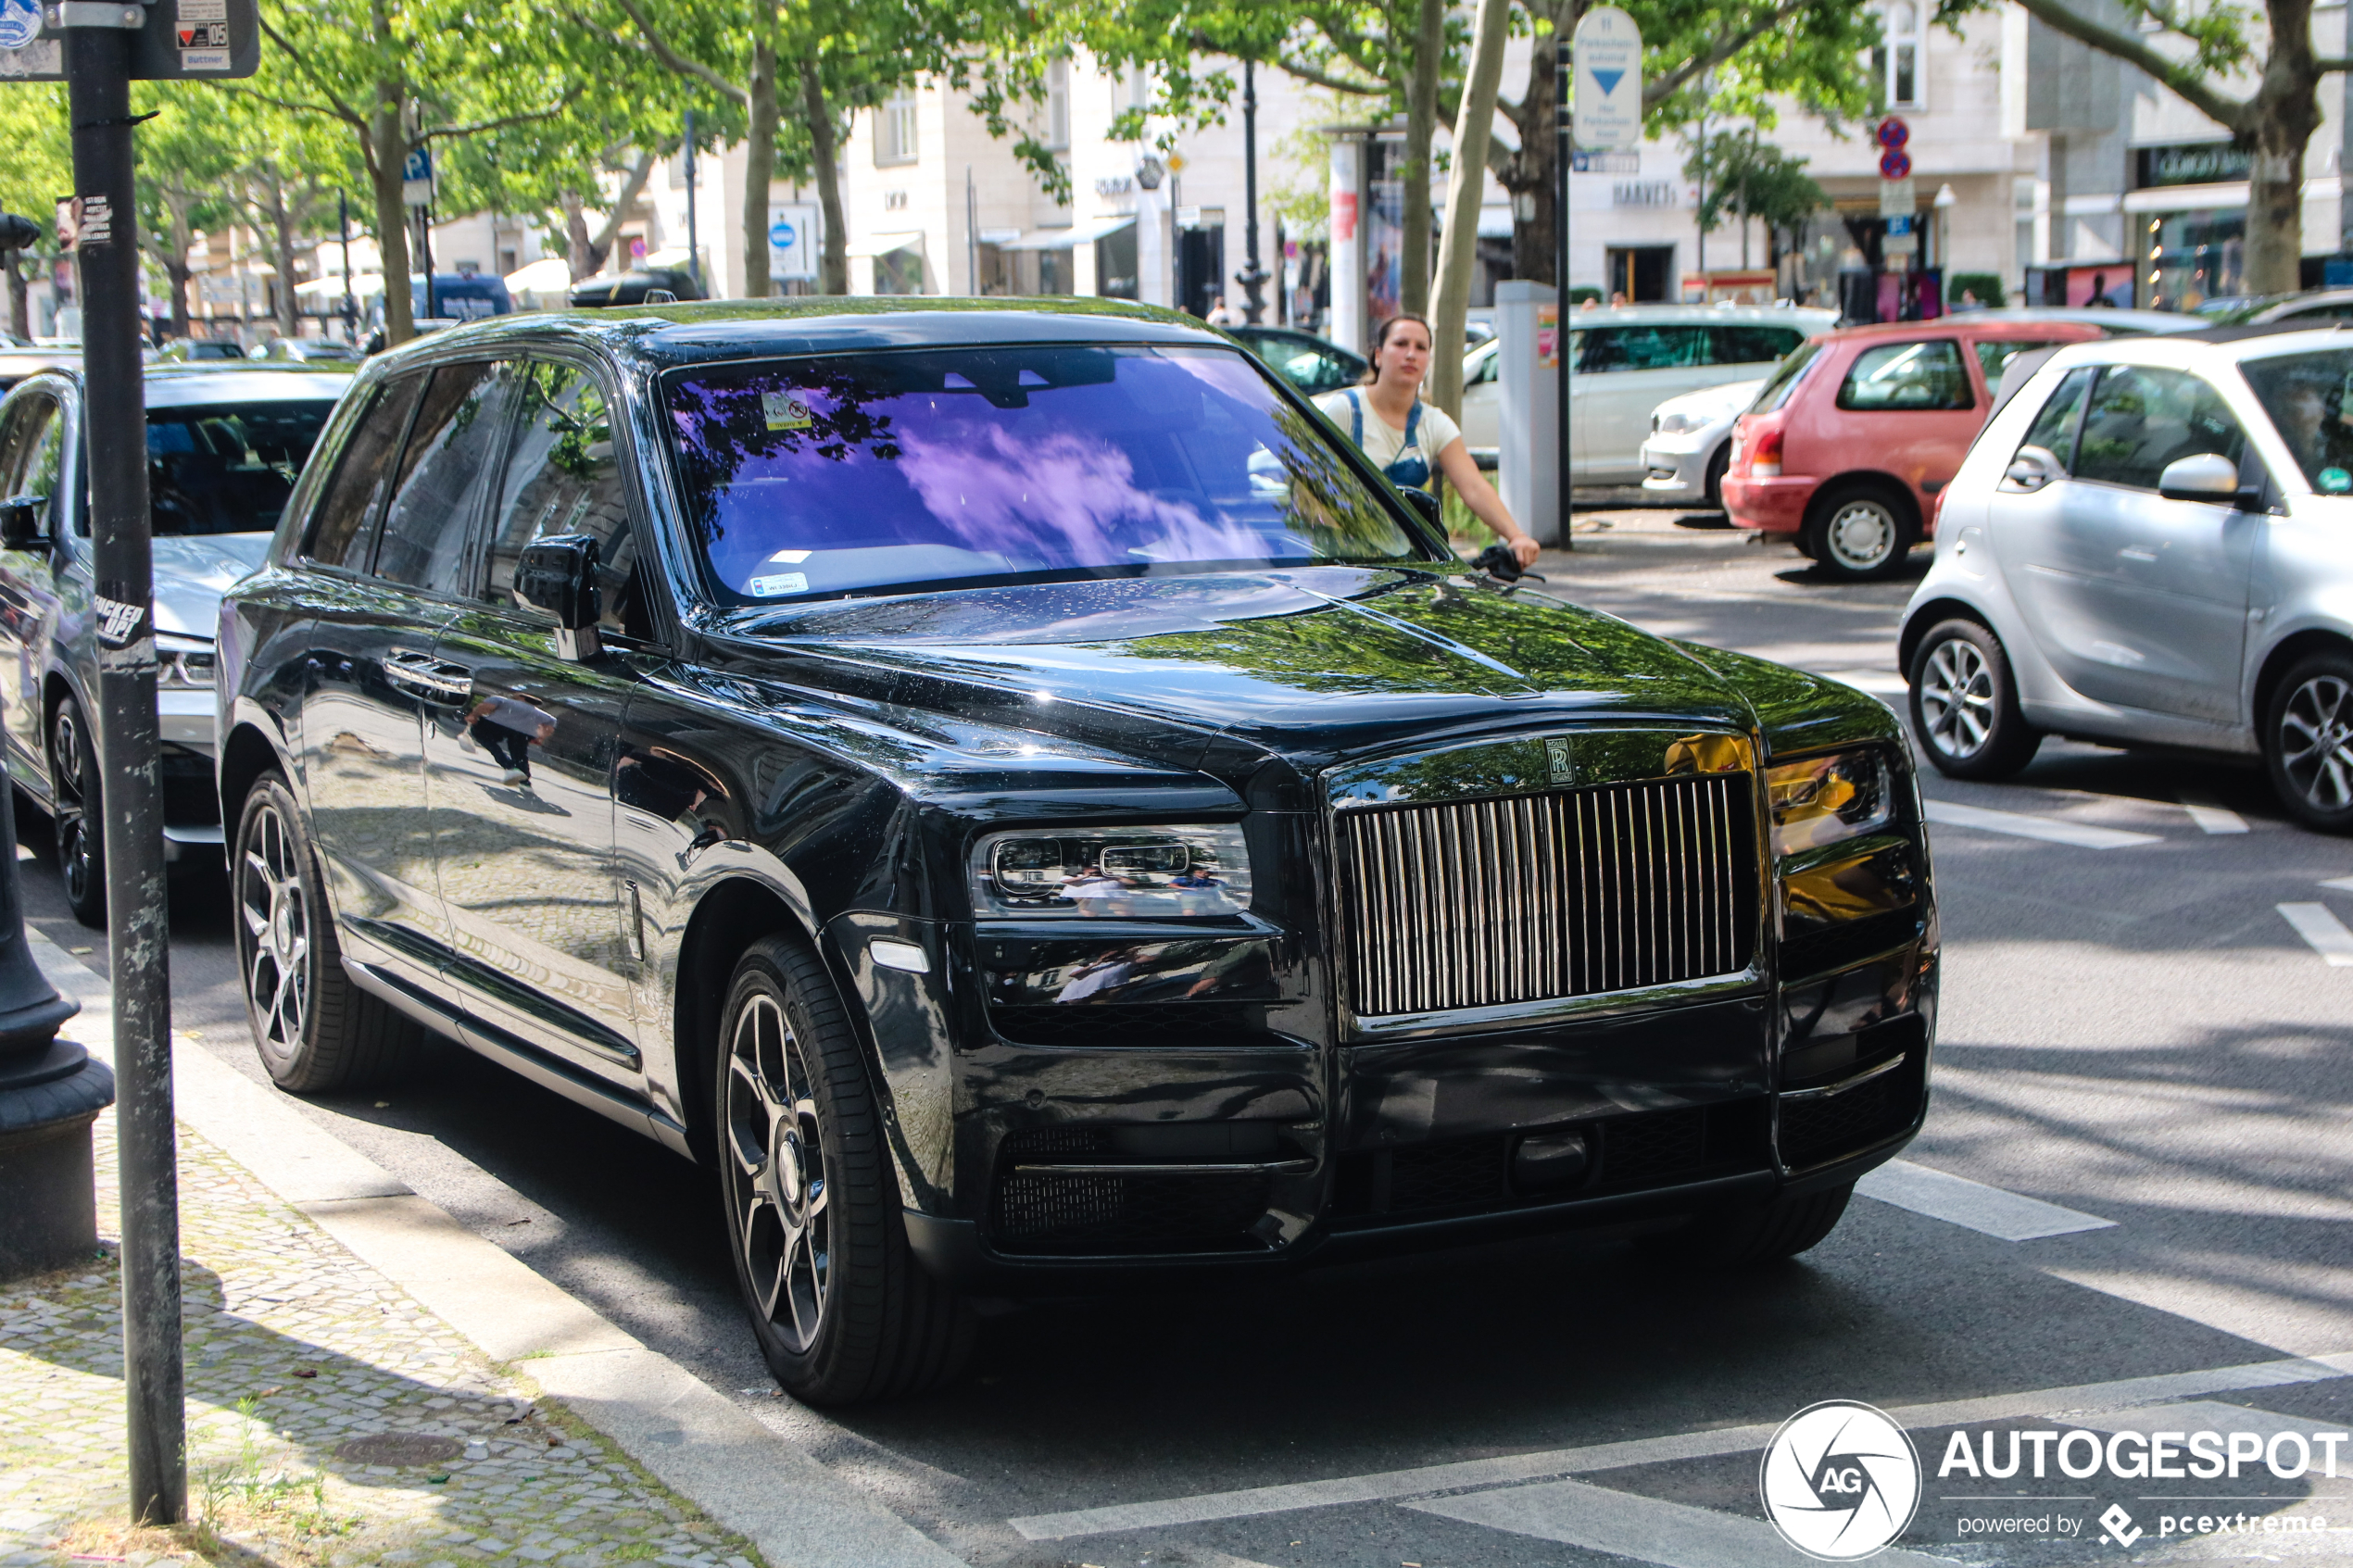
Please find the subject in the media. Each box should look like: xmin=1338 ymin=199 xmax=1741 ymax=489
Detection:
xmin=1458 ymin=304 xmax=1837 ymax=483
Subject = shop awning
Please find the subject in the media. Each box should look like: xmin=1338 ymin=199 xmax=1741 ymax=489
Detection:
xmin=1475 ymin=207 xmax=1515 ymax=239
xmin=1000 ymin=215 xmax=1136 ymax=252
xmin=849 ymin=230 xmax=928 ymax=259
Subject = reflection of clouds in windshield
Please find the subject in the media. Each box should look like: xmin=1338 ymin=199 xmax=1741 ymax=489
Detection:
xmin=894 ymin=424 xmax=1272 ymax=564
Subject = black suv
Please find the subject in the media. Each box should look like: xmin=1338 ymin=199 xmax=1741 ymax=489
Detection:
xmin=218 ymin=301 xmax=1938 ymax=1405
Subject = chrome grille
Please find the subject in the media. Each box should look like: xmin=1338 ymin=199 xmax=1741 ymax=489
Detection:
xmin=1338 ymin=774 xmax=1757 ymax=1017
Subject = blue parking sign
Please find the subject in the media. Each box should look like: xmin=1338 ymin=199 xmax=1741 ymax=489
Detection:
xmin=770 ymin=220 xmax=795 ymax=248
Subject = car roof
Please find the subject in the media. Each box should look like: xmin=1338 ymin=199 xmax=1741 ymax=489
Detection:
xmin=6 ymin=363 xmax=351 ymax=407
xmin=1964 ymin=307 xmax=2204 ymax=335
xmin=1568 ymin=304 xmax=1839 ymax=325
xmin=1823 ymin=318 xmax=2106 ymax=344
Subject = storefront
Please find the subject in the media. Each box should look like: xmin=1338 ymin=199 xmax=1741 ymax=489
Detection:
xmin=2128 ymin=143 xmax=2251 ymax=310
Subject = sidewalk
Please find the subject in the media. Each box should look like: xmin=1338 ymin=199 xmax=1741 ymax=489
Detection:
xmin=0 ymin=936 xmax=962 ymax=1568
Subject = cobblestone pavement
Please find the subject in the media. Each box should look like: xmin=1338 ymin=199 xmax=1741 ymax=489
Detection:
xmin=0 ymin=1110 xmax=765 ymax=1568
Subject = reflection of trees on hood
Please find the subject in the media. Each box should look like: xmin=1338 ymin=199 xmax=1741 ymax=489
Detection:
xmin=668 ymin=364 xmax=902 ymax=551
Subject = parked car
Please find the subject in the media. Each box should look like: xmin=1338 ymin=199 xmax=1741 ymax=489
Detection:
xmin=1639 ymin=378 xmax=1767 ymax=508
xmin=2196 ymin=289 xmax=2353 ymax=327
xmin=0 ymin=347 xmax=75 ymax=395
xmin=1961 ymin=307 xmax=2206 ymax=337
xmin=157 ymin=338 xmax=250 ymax=363
xmin=217 ymin=299 xmax=1937 ymax=1404
xmin=1226 ymin=325 xmax=1368 ymax=396
xmin=1459 ymin=306 xmax=1837 ymax=481
xmin=1722 ymin=319 xmax=2108 ymax=580
xmin=1900 ymin=324 xmax=2353 ymax=829
xmin=567 ymin=268 xmax=705 ymax=308
xmin=255 ymin=337 xmax=362 ymax=364
xmin=0 ymin=363 xmax=348 ymax=922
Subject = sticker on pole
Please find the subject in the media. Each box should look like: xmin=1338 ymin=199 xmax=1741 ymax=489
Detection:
xmin=0 ymin=0 xmax=41 ymax=53
xmin=0 ymin=0 xmax=256 ymax=78
xmin=1571 ymin=6 xmax=1643 ymax=153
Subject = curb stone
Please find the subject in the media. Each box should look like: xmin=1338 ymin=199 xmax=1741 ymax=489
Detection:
xmin=25 ymin=930 xmax=965 ymax=1568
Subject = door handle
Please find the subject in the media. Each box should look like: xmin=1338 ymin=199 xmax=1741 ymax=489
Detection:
xmin=384 ymin=648 xmax=473 ymax=700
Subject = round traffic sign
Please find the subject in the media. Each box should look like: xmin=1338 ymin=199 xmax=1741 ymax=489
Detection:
xmin=1876 ymin=116 xmax=1909 ymax=151
xmin=769 ymin=221 xmax=796 ymax=247
xmin=1879 ymin=149 xmax=1912 ymax=182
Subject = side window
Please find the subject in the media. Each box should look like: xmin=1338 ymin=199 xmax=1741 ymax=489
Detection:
xmin=2074 ymin=366 xmax=2246 ymax=491
xmin=303 ymin=373 xmax=425 ymax=570
xmin=1710 ymin=325 xmax=1804 ymax=366
xmin=484 ymin=362 xmax=642 ymax=635
xmin=1584 ymin=325 xmax=1707 ymax=371
xmin=0 ymin=402 xmax=38 ymax=495
xmin=374 ymin=360 xmax=518 ymax=593
xmin=11 ymin=401 xmax=67 ymax=539
xmin=1972 ymin=338 xmax=2066 ymax=392
xmin=2013 ymin=366 xmax=2097 ymax=470
xmin=1575 ymin=328 xmax=1627 ymax=373
xmin=1836 ymin=341 xmax=1972 ymax=411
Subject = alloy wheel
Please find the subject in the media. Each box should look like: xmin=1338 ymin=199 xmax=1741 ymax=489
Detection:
xmin=238 ymin=797 xmax=311 ymax=1051
xmin=51 ymin=705 xmax=94 ymax=909
xmin=1823 ymin=499 xmax=1897 ymax=572
xmin=726 ymin=992 xmax=830 ymax=1353
xmin=2277 ymin=673 xmax=2353 ymax=812
xmin=1919 ymin=637 xmax=1995 ymax=760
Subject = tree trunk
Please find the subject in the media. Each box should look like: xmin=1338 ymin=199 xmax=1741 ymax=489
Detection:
xmin=1430 ymin=0 xmax=1512 ymax=419
xmin=801 ymin=59 xmax=849 ymax=295
xmin=265 ymin=178 xmax=299 ymax=339
xmin=1499 ymin=1 xmax=1563 ymax=288
xmin=740 ymin=38 xmax=779 ymax=299
xmin=560 ymin=194 xmax=602 ymax=280
xmin=4 ymin=251 xmax=25 ymax=342
xmin=1401 ymin=0 xmax=1444 ymax=314
xmin=368 ymin=0 xmax=413 ymax=346
xmin=165 ymin=195 xmax=193 ymax=340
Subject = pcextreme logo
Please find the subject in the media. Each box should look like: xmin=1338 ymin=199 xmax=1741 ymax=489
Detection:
xmin=1759 ymin=1400 xmax=1923 ymax=1561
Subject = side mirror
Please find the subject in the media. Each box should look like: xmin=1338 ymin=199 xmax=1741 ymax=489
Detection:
xmin=0 ymin=495 xmax=51 ymax=551
xmin=1999 ymin=445 xmax=2062 ymax=494
xmin=513 ymin=533 xmax=602 ymax=659
xmin=2157 ymin=451 xmax=2244 ymax=504
xmin=1399 ymin=486 xmax=1442 ymax=529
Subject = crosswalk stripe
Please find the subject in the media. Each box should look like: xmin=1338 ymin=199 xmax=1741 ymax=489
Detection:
xmin=1004 ymin=1353 xmax=2353 ymax=1540
xmin=1922 ymin=798 xmax=2161 ymax=849
xmin=1404 ymin=1476 xmax=1949 ymax=1568
xmin=2278 ymin=902 xmax=2353 ymax=965
xmin=1856 ymin=1159 xmax=2116 ymax=1241
xmin=2177 ymin=790 xmax=2250 ymax=834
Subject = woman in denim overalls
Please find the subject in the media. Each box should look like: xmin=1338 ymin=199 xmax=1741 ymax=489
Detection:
xmin=1321 ymin=313 xmax=1541 ymax=571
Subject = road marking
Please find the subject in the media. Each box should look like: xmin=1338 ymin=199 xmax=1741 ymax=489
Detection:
xmin=2075 ymin=1400 xmax=2346 ymax=1443
xmin=1404 ymin=1476 xmax=1950 ymax=1568
xmin=2320 ymin=875 xmax=2353 ymax=894
xmin=1005 ymin=1352 xmax=2353 ymax=1539
xmin=2177 ymin=790 xmax=2250 ymax=834
xmin=1923 ymin=798 xmax=2162 ymax=849
xmin=2279 ymin=902 xmax=2353 ymax=966
xmin=1856 ymin=1159 xmax=2117 ymax=1241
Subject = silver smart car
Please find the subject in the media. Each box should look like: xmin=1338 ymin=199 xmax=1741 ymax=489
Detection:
xmin=0 ymin=363 xmax=349 ymax=920
xmin=1900 ymin=324 xmax=2353 ymax=830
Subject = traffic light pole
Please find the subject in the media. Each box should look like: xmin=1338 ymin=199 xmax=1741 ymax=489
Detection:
xmin=1554 ymin=33 xmax=1573 ymax=553
xmin=64 ymin=19 xmax=183 ymax=1526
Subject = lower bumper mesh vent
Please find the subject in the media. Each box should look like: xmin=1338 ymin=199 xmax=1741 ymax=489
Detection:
xmin=988 ymin=1129 xmax=1273 ymax=1255
xmin=1778 ymin=1054 xmax=1924 ymax=1171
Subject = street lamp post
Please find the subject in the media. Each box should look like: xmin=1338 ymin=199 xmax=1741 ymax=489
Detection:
xmin=1237 ymin=59 xmax=1270 ymax=324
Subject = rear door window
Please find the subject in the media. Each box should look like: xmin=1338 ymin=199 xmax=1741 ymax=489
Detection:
xmin=1835 ymin=341 xmax=1973 ymax=411
xmin=303 ymin=372 xmax=425 ymax=570
xmin=1709 ymin=325 xmax=1806 ymax=366
xmin=2013 ymin=366 xmax=2098 ymax=470
xmin=2074 ymin=366 xmax=2246 ymax=490
xmin=373 ymin=360 xmax=520 ymax=592
xmin=1578 ymin=325 xmax=1709 ymax=372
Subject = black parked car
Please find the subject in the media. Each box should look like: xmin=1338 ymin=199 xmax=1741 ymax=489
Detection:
xmin=217 ymin=300 xmax=1937 ymax=1405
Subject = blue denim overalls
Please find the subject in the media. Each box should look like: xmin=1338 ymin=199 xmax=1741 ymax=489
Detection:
xmin=1346 ymin=390 xmax=1431 ymax=491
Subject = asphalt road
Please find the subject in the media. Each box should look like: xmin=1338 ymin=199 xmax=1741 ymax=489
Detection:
xmin=25 ymin=511 xmax=2353 ymax=1567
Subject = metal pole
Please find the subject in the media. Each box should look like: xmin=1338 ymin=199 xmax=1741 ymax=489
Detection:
xmin=337 ymin=191 xmax=354 ymax=342
xmin=1238 ymin=59 xmax=1268 ymax=323
xmin=1554 ymin=32 xmax=1572 ymax=554
xmin=63 ymin=18 xmax=183 ymax=1525
xmin=418 ymin=202 xmax=434 ymax=323
xmin=683 ymin=108 xmax=701 ymax=295
xmin=965 ymin=166 xmax=978 ymax=296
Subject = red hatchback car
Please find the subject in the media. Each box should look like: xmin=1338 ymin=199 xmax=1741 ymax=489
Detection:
xmin=1722 ymin=320 xmax=2105 ymax=579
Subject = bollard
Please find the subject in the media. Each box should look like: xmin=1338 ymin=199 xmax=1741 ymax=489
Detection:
xmin=0 ymin=793 xmax=99 ymax=1281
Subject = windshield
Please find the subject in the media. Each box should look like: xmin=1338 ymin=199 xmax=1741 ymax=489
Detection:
xmin=148 ymin=399 xmax=337 ymax=535
xmin=1749 ymin=342 xmax=1821 ymax=415
xmin=662 ymin=344 xmax=1432 ymax=605
xmin=2241 ymin=349 xmax=2353 ymax=493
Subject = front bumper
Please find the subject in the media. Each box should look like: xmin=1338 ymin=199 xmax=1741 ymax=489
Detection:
xmin=1639 ymin=435 xmax=1716 ymax=501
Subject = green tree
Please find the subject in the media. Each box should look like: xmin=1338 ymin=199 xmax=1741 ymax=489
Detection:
xmin=0 ymin=83 xmax=72 ymax=340
xmin=1939 ymin=0 xmax=2350 ymax=295
xmin=1683 ymin=126 xmax=1825 ymax=272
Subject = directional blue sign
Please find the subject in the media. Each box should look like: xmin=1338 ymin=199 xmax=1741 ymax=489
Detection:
xmin=769 ymin=220 xmax=796 ymax=248
xmin=1590 ymin=69 xmax=1624 ymax=97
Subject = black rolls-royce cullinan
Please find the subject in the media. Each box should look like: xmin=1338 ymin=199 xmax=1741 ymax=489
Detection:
xmin=217 ymin=300 xmax=1936 ymax=1405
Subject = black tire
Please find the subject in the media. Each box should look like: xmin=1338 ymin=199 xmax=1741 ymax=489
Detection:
xmin=1802 ymin=481 xmax=1918 ymax=581
xmin=718 ymin=935 xmax=974 ymax=1405
xmin=1642 ymin=1182 xmax=1854 ymax=1270
xmin=1702 ymin=441 xmax=1731 ymax=508
xmin=1907 ymin=618 xmax=2042 ymax=780
xmin=49 ymin=696 xmax=104 ymax=929
xmin=2263 ymin=649 xmax=2353 ymax=832
xmin=233 ymin=771 xmax=422 ymax=1091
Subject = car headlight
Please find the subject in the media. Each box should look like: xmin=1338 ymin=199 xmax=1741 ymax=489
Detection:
xmin=1767 ymin=750 xmax=1894 ymax=857
xmin=157 ymin=632 xmax=216 ymax=689
xmin=1655 ymin=411 xmax=1693 ymax=434
xmin=972 ymin=825 xmax=1251 ymax=918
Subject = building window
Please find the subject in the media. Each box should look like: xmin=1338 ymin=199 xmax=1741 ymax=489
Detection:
xmin=1046 ymin=58 xmax=1071 ymax=151
xmin=883 ymin=190 xmax=909 ymax=212
xmin=1877 ymin=2 xmax=1923 ymax=109
xmin=876 ymin=90 xmax=918 ymax=167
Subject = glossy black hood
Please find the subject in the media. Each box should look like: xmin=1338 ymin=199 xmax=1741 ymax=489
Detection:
xmin=708 ymin=569 xmax=1892 ymax=783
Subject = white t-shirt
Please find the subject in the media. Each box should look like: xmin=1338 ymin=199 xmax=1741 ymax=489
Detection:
xmin=1314 ymin=389 xmax=1461 ymax=476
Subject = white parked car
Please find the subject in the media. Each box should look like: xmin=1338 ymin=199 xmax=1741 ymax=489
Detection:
xmin=1458 ymin=306 xmax=1836 ymax=483
xmin=1638 ymin=377 xmax=1767 ymax=508
xmin=1899 ymin=324 xmax=2353 ymax=829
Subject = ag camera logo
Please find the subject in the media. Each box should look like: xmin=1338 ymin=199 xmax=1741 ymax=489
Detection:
xmin=1760 ymin=1400 xmax=1922 ymax=1560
